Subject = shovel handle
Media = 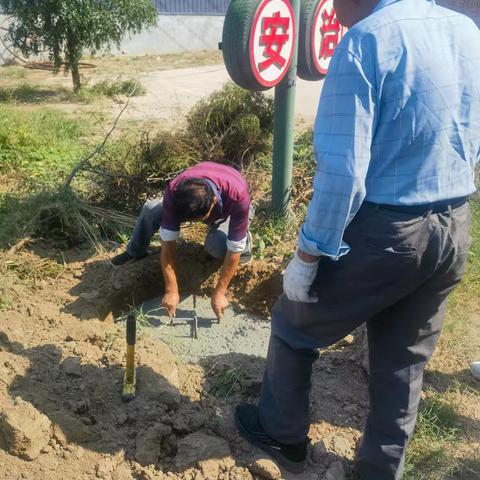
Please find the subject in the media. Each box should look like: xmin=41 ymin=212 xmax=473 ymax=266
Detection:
xmin=126 ymin=314 xmax=136 ymax=346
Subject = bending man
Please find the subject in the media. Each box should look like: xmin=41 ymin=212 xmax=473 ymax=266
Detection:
xmin=111 ymin=161 xmax=252 ymax=319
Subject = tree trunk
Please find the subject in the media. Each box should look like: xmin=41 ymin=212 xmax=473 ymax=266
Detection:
xmin=71 ymin=61 xmax=81 ymax=92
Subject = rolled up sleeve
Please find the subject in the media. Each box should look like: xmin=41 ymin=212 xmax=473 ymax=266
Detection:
xmin=299 ymin=46 xmax=377 ymax=259
xmin=160 ymin=185 xmax=181 ymax=241
xmin=227 ymin=194 xmax=251 ymax=253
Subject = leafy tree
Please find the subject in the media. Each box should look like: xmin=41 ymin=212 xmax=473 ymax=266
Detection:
xmin=0 ymin=0 xmax=158 ymax=91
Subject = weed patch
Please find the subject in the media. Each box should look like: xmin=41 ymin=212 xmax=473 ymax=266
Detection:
xmin=0 ymin=107 xmax=88 ymax=182
xmin=405 ymin=393 xmax=462 ymax=479
xmin=0 ymin=79 xmax=145 ymax=105
xmin=4 ymin=257 xmax=65 ymax=286
xmin=182 ymin=83 xmax=274 ymax=168
xmin=206 ymin=363 xmax=246 ymax=399
xmin=89 ymin=78 xmax=146 ymax=97
xmin=0 ymin=189 xmax=134 ymax=249
xmin=86 ymin=130 xmax=190 ymax=213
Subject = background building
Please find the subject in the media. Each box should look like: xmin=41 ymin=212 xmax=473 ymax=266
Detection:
xmin=153 ymin=0 xmax=230 ymax=15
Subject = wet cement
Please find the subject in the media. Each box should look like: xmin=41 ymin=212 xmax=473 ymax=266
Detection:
xmin=137 ymin=295 xmax=271 ymax=363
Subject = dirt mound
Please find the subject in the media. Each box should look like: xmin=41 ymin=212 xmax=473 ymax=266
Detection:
xmin=65 ymin=240 xmax=282 ymax=323
xmin=0 ymin=244 xmax=369 ymax=480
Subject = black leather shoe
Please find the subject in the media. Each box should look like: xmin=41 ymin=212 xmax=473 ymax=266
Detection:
xmin=234 ymin=403 xmax=308 ymax=473
xmin=110 ymin=251 xmax=147 ymax=268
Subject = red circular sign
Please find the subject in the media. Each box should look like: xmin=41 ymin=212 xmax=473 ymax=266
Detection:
xmin=249 ymin=0 xmax=296 ymax=88
xmin=312 ymin=0 xmax=347 ymax=75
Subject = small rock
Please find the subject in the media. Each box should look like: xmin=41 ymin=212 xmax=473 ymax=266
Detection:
xmin=112 ymin=463 xmax=134 ymax=480
xmin=135 ymin=423 xmax=172 ymax=466
xmin=229 ymin=467 xmax=253 ymax=480
xmin=137 ymin=338 xmax=180 ymax=409
xmin=72 ymin=398 xmax=90 ymax=414
xmin=172 ymin=404 xmax=207 ymax=434
xmin=311 ymin=439 xmax=328 ymax=463
xmin=0 ymin=398 xmax=51 ymax=460
xmin=324 ymin=461 xmax=345 ymax=480
xmin=62 ymin=356 xmax=82 ymax=376
xmin=74 ymin=446 xmax=85 ymax=459
xmin=248 ymin=459 xmax=281 ymax=480
xmin=199 ymin=458 xmax=223 ymax=480
xmin=51 ymin=411 xmax=92 ymax=445
xmin=338 ymin=335 xmax=355 ymax=347
xmin=95 ymin=459 xmax=116 ymax=479
xmin=161 ymin=434 xmax=178 ymax=457
xmin=331 ymin=437 xmax=351 ymax=457
xmin=117 ymin=413 xmax=128 ymax=425
xmin=80 ymin=416 xmax=93 ymax=425
xmin=80 ymin=290 xmax=100 ymax=301
xmin=175 ymin=433 xmax=231 ymax=471
xmin=344 ymin=404 xmax=358 ymax=416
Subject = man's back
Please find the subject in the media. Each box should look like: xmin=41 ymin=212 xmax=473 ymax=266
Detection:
xmin=320 ymin=0 xmax=480 ymax=205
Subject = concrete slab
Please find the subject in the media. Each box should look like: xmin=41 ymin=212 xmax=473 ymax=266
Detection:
xmin=136 ymin=294 xmax=271 ymax=363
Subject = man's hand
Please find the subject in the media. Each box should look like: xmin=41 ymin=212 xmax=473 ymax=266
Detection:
xmin=211 ymin=250 xmax=239 ymax=319
xmin=211 ymin=289 xmax=229 ymax=320
xmin=283 ymin=250 xmax=320 ymax=303
xmin=162 ymin=290 xmax=180 ymax=317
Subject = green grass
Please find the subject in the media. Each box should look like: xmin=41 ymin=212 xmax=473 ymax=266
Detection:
xmin=0 ymin=190 xmax=111 ymax=249
xmin=252 ymin=212 xmax=300 ymax=259
xmin=0 ymin=83 xmax=72 ymax=104
xmin=0 ymin=290 xmax=12 ymax=311
xmin=206 ymin=364 xmax=246 ymax=399
xmin=439 ymin=198 xmax=480 ymax=355
xmin=0 ymin=107 xmax=88 ymax=182
xmin=88 ymin=78 xmax=146 ymax=98
xmin=404 ymin=393 xmax=461 ymax=480
xmin=0 ymin=79 xmax=145 ymax=105
xmin=404 ymin=197 xmax=480 ymax=479
xmin=3 ymin=257 xmax=65 ymax=286
xmin=0 ymin=66 xmax=27 ymax=80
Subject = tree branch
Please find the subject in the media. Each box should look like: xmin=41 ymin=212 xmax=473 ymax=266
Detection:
xmin=63 ymin=93 xmax=132 ymax=190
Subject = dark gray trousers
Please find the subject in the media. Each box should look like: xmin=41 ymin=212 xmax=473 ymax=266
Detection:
xmin=259 ymin=201 xmax=472 ymax=480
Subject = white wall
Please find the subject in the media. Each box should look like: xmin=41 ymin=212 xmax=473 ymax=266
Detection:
xmin=114 ymin=16 xmax=225 ymax=56
xmin=0 ymin=15 xmax=225 ymax=64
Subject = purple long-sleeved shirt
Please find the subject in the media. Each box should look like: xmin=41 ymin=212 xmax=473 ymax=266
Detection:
xmin=160 ymin=162 xmax=251 ymax=252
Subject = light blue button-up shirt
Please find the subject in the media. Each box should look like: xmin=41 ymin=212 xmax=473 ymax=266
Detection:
xmin=299 ymin=0 xmax=480 ymax=259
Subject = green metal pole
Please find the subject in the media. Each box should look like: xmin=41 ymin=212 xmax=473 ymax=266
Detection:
xmin=272 ymin=0 xmax=301 ymax=216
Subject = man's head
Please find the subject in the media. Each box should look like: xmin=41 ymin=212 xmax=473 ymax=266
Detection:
xmin=173 ymin=178 xmax=217 ymax=222
xmin=333 ymin=0 xmax=379 ymax=27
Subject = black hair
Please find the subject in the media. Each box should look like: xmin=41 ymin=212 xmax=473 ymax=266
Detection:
xmin=172 ymin=179 xmax=215 ymax=222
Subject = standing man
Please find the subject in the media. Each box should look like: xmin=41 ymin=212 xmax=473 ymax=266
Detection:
xmin=111 ymin=161 xmax=252 ymax=319
xmin=235 ymin=1 xmax=480 ymax=479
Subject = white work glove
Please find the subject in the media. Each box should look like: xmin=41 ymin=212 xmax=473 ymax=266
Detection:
xmin=283 ymin=251 xmax=319 ymax=303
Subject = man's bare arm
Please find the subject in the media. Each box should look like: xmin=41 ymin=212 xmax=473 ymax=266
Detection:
xmin=211 ymin=250 xmax=241 ymax=319
xmin=161 ymin=240 xmax=180 ymax=316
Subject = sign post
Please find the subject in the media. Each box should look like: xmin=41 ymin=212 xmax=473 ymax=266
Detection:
xmin=222 ymin=0 xmax=345 ymax=217
xmin=272 ymin=0 xmax=300 ymax=215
